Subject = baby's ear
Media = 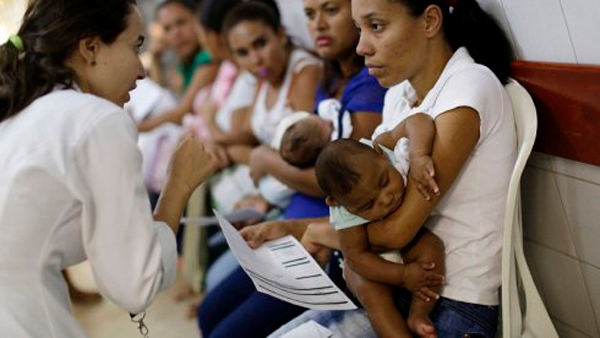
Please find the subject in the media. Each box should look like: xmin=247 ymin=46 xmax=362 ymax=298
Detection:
xmin=325 ymin=196 xmax=340 ymax=207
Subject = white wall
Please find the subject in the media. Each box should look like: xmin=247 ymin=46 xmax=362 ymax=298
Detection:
xmin=481 ymin=1 xmax=600 ymax=337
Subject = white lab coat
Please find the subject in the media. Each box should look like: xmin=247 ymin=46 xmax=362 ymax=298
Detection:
xmin=0 ymin=88 xmax=177 ymax=337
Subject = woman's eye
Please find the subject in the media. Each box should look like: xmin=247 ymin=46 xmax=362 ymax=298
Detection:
xmin=305 ymin=10 xmax=315 ymax=20
xmin=325 ymin=6 xmax=338 ymax=15
xmin=372 ymin=23 xmax=383 ymax=32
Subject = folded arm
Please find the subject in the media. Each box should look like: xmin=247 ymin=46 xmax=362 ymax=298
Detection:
xmin=367 ymin=107 xmax=481 ymax=249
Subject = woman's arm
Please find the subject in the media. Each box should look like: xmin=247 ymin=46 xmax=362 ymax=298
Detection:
xmin=248 ymin=145 xmax=323 ymax=197
xmin=137 ymin=63 xmax=220 ymax=132
xmin=350 ymin=112 xmax=383 ymax=140
xmin=287 ymin=65 xmax=321 ymax=112
xmin=205 ymin=106 xmax=258 ymax=146
xmin=240 ymin=216 xmax=328 ymax=248
xmin=367 ymin=107 xmax=481 ymax=249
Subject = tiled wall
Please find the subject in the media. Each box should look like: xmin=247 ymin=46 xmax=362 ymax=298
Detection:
xmin=480 ymin=0 xmax=600 ymax=337
xmin=522 ymin=154 xmax=600 ymax=338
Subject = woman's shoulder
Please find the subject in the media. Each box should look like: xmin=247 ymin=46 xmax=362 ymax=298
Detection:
xmin=36 ymin=88 xmax=133 ymax=138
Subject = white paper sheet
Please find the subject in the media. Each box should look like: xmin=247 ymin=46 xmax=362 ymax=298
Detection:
xmin=280 ymin=320 xmax=333 ymax=338
xmin=214 ymin=211 xmax=357 ymax=311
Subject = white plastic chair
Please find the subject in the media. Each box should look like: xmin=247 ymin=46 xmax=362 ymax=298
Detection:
xmin=501 ymin=79 xmax=558 ymax=337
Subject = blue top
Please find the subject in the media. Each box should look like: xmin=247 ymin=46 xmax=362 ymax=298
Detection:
xmin=284 ymin=67 xmax=387 ymax=219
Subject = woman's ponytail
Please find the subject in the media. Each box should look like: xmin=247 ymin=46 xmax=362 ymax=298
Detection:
xmin=0 ymin=0 xmax=136 ymax=123
xmin=0 ymin=40 xmax=26 ymax=121
xmin=398 ymin=0 xmax=514 ymax=84
xmin=445 ymin=0 xmax=513 ymax=84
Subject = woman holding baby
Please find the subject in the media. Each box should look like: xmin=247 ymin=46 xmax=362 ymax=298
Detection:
xmin=253 ymin=0 xmax=517 ymax=337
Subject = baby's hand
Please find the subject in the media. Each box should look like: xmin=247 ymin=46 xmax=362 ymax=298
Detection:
xmin=402 ymin=261 xmax=444 ymax=302
xmin=410 ymin=155 xmax=439 ymax=200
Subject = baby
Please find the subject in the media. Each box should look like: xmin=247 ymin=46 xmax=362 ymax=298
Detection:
xmin=257 ymin=109 xmax=350 ymax=208
xmin=314 ymin=113 xmax=445 ymax=338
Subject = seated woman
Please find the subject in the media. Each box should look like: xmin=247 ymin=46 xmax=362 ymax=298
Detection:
xmin=257 ymin=0 xmax=517 ymax=336
xmin=137 ymin=0 xmax=220 ymax=132
xmin=196 ymin=0 xmax=387 ymax=337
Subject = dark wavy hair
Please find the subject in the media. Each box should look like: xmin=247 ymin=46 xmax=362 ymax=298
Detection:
xmin=0 ymin=0 xmax=137 ymax=122
xmin=391 ymin=0 xmax=513 ymax=84
xmin=201 ymin=0 xmax=279 ymax=34
xmin=222 ymin=1 xmax=281 ymax=38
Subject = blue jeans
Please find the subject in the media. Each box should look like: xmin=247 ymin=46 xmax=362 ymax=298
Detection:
xmin=270 ymin=288 xmax=498 ymax=338
xmin=396 ymin=287 xmax=499 ymax=337
xmin=197 ymin=267 xmax=306 ymax=338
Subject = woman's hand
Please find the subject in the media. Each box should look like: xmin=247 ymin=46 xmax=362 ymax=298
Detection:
xmin=167 ymin=132 xmax=217 ymax=193
xmin=202 ymin=141 xmax=230 ymax=170
xmin=240 ymin=220 xmax=293 ymax=249
xmin=300 ymin=223 xmax=334 ymax=267
xmin=248 ymin=145 xmax=273 ymax=184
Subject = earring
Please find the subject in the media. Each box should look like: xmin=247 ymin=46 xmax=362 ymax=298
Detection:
xmin=91 ymin=60 xmax=97 ymax=66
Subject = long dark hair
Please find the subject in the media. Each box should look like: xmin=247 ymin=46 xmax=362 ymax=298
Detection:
xmin=322 ymin=54 xmax=364 ymax=98
xmin=0 ymin=0 xmax=137 ymax=122
xmin=222 ymin=1 xmax=281 ymax=38
xmin=396 ymin=0 xmax=513 ymax=84
xmin=201 ymin=0 xmax=279 ymax=34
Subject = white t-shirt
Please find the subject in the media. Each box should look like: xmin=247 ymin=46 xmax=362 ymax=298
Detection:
xmin=373 ymin=47 xmax=517 ymax=306
xmin=0 ymin=89 xmax=177 ymax=337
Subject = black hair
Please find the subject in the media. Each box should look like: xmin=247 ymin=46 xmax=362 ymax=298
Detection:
xmin=201 ymin=0 xmax=279 ymax=34
xmin=322 ymin=53 xmax=364 ymax=98
xmin=156 ymin=0 xmax=199 ymax=15
xmin=392 ymin=0 xmax=513 ymax=84
xmin=315 ymin=139 xmax=377 ymax=198
xmin=222 ymin=1 xmax=281 ymax=38
xmin=280 ymin=122 xmax=326 ymax=168
xmin=0 ymin=0 xmax=137 ymax=122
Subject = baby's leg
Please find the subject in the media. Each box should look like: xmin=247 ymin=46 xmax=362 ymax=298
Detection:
xmin=344 ymin=265 xmax=411 ymax=338
xmin=401 ymin=229 xmax=445 ymax=338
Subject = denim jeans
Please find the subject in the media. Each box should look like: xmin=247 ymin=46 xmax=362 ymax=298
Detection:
xmin=394 ymin=288 xmax=499 ymax=337
xmin=269 ymin=288 xmax=499 ymax=338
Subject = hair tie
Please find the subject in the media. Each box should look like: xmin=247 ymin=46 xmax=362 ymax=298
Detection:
xmin=8 ymin=34 xmax=25 ymax=53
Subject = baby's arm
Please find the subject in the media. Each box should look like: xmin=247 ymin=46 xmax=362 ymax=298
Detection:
xmin=376 ymin=113 xmax=439 ymax=199
xmin=339 ymin=226 xmax=443 ymax=296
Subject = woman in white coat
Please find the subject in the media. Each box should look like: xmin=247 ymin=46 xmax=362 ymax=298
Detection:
xmin=0 ymin=0 xmax=216 ymax=336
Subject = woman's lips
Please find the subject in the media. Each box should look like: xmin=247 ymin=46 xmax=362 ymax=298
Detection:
xmin=316 ymin=36 xmax=333 ymax=47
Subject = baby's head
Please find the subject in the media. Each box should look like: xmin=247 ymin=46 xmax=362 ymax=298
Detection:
xmin=315 ymin=139 xmax=406 ymax=221
xmin=279 ymin=115 xmax=332 ymax=168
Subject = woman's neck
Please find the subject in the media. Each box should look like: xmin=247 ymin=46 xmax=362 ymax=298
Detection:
xmin=410 ymin=42 xmax=454 ymax=106
xmin=338 ymin=52 xmax=359 ymax=79
xmin=269 ymin=47 xmax=292 ymax=89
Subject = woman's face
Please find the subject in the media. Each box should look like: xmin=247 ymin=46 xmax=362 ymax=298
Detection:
xmin=304 ymin=0 xmax=358 ymax=60
xmin=156 ymin=3 xmax=199 ymax=59
xmin=226 ymin=20 xmax=288 ymax=83
xmin=352 ymin=0 xmax=426 ymax=87
xmin=87 ymin=7 xmax=146 ymax=107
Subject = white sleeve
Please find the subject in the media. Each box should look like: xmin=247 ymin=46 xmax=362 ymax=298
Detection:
xmin=431 ymin=68 xmax=502 ymax=140
xmin=69 ymin=111 xmax=177 ymax=314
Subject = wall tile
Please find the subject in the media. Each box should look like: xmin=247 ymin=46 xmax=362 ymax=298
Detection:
xmin=527 ymin=242 xmax=598 ymax=336
xmin=477 ymin=0 xmax=520 ymax=58
xmin=521 ymin=167 xmax=577 ymax=256
xmin=582 ymin=263 xmax=600 ymax=336
xmin=527 ymin=152 xmax=554 ymax=171
xmin=501 ymin=0 xmax=577 ymax=62
xmin=560 ymin=0 xmax=600 ymax=65
xmin=524 ymin=239 xmax=548 ymax=300
xmin=554 ymin=175 xmax=600 ymax=267
xmin=554 ymin=320 xmax=595 ymax=338
xmin=549 ymin=156 xmax=600 ymax=185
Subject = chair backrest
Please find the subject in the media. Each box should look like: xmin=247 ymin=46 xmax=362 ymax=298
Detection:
xmin=501 ymin=79 xmax=558 ymax=337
